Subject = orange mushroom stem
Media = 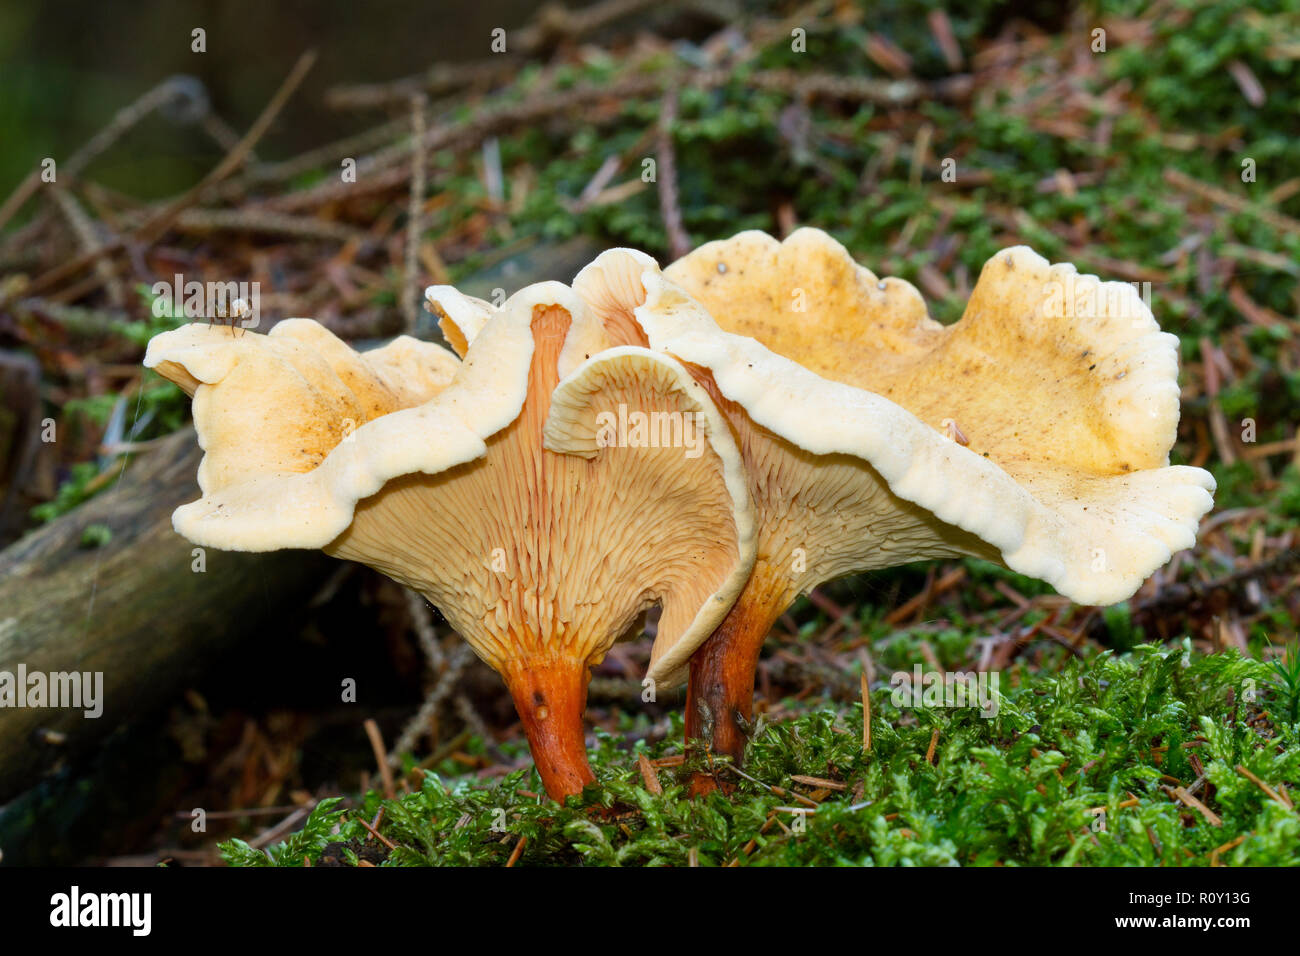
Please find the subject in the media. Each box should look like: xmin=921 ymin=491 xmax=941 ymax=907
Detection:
xmin=502 ymin=657 xmax=596 ymax=799
xmin=684 ymin=564 xmax=788 ymax=794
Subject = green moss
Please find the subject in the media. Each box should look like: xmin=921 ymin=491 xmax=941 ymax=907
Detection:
xmin=224 ymin=645 xmax=1297 ymax=867
xmin=78 ymin=523 xmax=112 ymax=548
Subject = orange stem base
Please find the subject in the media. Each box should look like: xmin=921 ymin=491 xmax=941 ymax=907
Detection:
xmin=684 ymin=578 xmax=785 ymax=797
xmin=502 ymin=657 xmax=596 ymax=801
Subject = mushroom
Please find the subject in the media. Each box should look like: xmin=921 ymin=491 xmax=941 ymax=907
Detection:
xmin=569 ymin=229 xmax=1216 ymax=788
xmin=145 ymin=290 xmax=755 ymax=800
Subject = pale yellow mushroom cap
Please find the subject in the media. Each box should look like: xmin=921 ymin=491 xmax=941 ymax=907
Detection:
xmin=664 ymin=228 xmax=1183 ymax=473
xmin=570 ymin=230 xmax=1215 ymax=609
xmin=145 ymin=290 xmax=755 ymax=686
xmin=144 ymin=320 xmax=463 ymax=547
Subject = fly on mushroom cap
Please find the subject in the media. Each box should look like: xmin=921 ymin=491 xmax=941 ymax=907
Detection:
xmin=145 ymin=285 xmax=755 ymax=800
xmin=571 ymin=229 xmax=1215 ymax=787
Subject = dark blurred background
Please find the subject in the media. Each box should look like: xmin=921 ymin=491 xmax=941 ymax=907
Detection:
xmin=1 ymin=0 xmax=553 ymax=198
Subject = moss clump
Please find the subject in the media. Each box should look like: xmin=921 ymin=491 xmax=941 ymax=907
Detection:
xmin=222 ymin=644 xmax=1298 ymax=867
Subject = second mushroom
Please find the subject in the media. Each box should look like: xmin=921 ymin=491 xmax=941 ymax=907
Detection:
xmin=567 ymin=228 xmax=1216 ymax=792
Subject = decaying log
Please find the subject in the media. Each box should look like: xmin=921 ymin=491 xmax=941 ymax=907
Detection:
xmin=0 ymin=427 xmax=332 ymax=803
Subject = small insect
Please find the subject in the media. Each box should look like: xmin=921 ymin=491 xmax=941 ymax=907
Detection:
xmin=940 ymin=417 xmax=970 ymax=446
xmin=208 ymin=297 xmax=252 ymax=336
xmin=694 ymin=698 xmax=715 ymax=750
